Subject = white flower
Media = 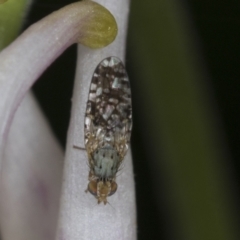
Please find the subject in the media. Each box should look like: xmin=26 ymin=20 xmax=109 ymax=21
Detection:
xmin=0 ymin=1 xmax=136 ymax=240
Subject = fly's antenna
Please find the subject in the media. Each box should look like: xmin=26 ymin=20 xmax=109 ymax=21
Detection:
xmin=73 ymin=145 xmax=85 ymax=151
xmin=107 ymin=200 xmax=115 ymax=210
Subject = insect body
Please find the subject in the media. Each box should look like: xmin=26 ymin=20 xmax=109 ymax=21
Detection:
xmin=84 ymin=57 xmax=132 ymax=204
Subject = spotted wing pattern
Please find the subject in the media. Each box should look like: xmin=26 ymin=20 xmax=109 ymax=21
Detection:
xmin=84 ymin=57 xmax=132 ymax=160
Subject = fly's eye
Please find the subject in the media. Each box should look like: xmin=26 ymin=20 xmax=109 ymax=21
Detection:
xmin=108 ymin=182 xmax=117 ymax=196
xmin=88 ymin=181 xmax=97 ymax=196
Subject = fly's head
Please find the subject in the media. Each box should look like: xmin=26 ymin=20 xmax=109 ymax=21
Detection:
xmin=88 ymin=180 xmax=117 ymax=205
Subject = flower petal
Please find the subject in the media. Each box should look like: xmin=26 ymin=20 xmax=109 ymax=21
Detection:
xmin=0 ymin=1 xmax=117 ymax=162
xmin=56 ymin=1 xmax=136 ymax=240
xmin=0 ymin=93 xmax=63 ymax=240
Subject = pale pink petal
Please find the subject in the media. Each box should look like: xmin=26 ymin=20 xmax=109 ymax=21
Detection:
xmin=0 ymin=1 xmax=116 ymax=156
xmin=0 ymin=93 xmax=63 ymax=240
xmin=0 ymin=1 xmax=118 ymax=240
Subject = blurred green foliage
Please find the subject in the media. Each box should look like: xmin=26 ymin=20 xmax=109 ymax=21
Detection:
xmin=0 ymin=0 xmax=31 ymax=49
xmin=128 ymin=0 xmax=238 ymax=240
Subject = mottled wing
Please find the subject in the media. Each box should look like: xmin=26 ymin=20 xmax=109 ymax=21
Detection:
xmin=84 ymin=57 xmax=132 ymax=158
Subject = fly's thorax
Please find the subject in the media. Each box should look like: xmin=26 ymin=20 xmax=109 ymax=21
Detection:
xmin=88 ymin=180 xmax=118 ymax=204
xmin=92 ymin=146 xmax=121 ymax=179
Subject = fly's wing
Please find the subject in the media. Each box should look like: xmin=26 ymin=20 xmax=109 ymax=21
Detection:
xmin=84 ymin=57 xmax=132 ymax=159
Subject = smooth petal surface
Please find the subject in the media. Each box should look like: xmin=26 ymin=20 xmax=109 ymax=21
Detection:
xmin=0 ymin=1 xmax=117 ymax=240
xmin=56 ymin=0 xmax=136 ymax=240
xmin=0 ymin=93 xmax=63 ymax=240
xmin=0 ymin=1 xmax=117 ymax=168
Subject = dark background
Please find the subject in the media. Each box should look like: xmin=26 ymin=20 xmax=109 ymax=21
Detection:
xmin=24 ymin=1 xmax=240 ymax=239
